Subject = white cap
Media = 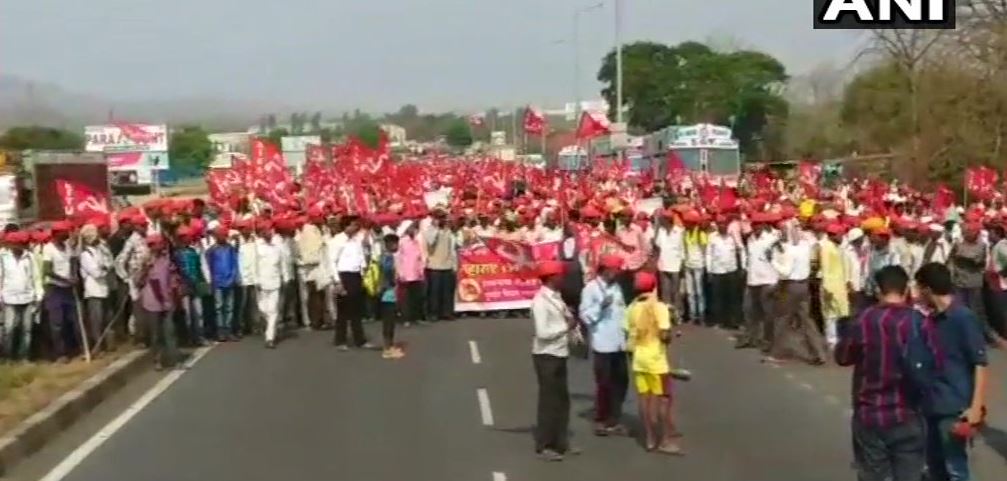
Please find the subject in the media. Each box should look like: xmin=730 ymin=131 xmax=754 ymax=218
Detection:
xmin=847 ymin=227 xmax=864 ymax=242
xmin=929 ymin=223 xmax=945 ymax=233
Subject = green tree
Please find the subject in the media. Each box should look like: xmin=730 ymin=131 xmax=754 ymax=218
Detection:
xmin=168 ymin=126 xmax=213 ymax=172
xmin=267 ymin=128 xmax=289 ymax=148
xmin=310 ymin=112 xmax=323 ymax=133
xmin=351 ymin=121 xmax=382 ymax=148
xmin=444 ymin=120 xmax=473 ymax=148
xmin=597 ymin=41 xmax=789 ymax=155
xmin=0 ymin=126 xmax=85 ymax=150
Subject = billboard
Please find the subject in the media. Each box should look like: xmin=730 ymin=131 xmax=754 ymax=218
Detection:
xmin=105 ymin=151 xmax=170 ymax=172
xmin=85 ymin=124 xmax=169 ymax=153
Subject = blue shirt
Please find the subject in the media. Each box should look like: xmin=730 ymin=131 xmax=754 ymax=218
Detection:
xmin=205 ymin=243 xmax=239 ymax=289
xmin=929 ymin=302 xmax=988 ymax=417
xmin=579 ymin=278 xmax=626 ymax=353
xmin=379 ymin=253 xmax=396 ymax=303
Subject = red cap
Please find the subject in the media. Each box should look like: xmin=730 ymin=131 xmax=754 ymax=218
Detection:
xmin=132 ymin=214 xmax=149 ymax=227
xmin=633 ymin=271 xmax=657 ymax=293
xmin=30 ymin=230 xmax=51 ymax=243
xmin=51 ymin=220 xmax=73 ymax=233
xmin=5 ymin=231 xmax=29 ymax=245
xmin=536 ymin=260 xmax=565 ymax=279
xmin=825 ymin=223 xmax=846 ymax=236
xmin=146 ymin=233 xmax=165 ymax=246
xmin=176 ymin=226 xmax=193 ymax=240
xmin=598 ymin=254 xmax=624 ymax=271
xmin=213 ymin=226 xmax=230 ymax=239
xmin=873 ymin=226 xmax=892 ymax=237
xmin=682 ymin=210 xmax=702 ymax=224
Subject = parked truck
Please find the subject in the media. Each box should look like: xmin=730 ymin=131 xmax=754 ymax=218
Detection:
xmin=16 ymin=150 xmax=110 ymax=223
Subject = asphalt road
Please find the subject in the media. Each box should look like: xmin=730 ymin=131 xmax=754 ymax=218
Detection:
xmin=6 ymin=317 xmax=1007 ymax=481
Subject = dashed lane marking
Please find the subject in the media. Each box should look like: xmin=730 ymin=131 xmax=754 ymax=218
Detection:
xmin=477 ymin=388 xmax=495 ymax=426
xmin=492 ymin=472 xmax=507 ymax=481
xmin=469 ymin=340 xmax=482 ymax=364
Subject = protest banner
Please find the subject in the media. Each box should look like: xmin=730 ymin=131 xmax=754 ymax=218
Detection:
xmin=455 ymin=239 xmax=560 ymax=312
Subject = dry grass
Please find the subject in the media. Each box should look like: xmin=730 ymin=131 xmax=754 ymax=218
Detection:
xmin=0 ymin=348 xmax=134 ymax=435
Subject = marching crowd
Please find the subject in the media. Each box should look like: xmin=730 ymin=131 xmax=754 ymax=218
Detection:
xmin=0 ymin=175 xmax=998 ymax=479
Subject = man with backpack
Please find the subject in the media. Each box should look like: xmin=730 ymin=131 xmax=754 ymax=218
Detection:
xmin=835 ymin=265 xmax=929 ymax=481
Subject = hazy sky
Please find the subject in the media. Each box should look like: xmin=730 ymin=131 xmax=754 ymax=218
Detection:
xmin=1 ymin=0 xmax=860 ymax=113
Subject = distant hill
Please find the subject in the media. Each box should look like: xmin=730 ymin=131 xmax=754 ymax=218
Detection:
xmin=0 ymin=75 xmax=305 ymax=132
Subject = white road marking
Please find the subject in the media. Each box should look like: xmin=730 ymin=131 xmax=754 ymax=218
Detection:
xmin=469 ymin=340 xmax=482 ymax=364
xmin=477 ymin=388 xmax=495 ymax=426
xmin=799 ymin=382 xmax=815 ymax=392
xmin=40 ymin=346 xmax=214 ymax=481
xmin=492 ymin=472 xmax=508 ymax=481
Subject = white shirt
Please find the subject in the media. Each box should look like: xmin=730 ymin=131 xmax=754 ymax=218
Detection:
xmin=79 ymin=245 xmax=112 ymax=299
xmin=843 ymin=242 xmax=864 ymax=292
xmin=331 ymin=232 xmax=367 ymax=274
xmin=42 ymin=242 xmax=73 ymax=287
xmin=238 ymin=236 xmax=259 ymax=286
xmin=655 ymin=226 xmax=685 ymax=273
xmin=255 ymin=236 xmax=284 ymax=290
xmin=279 ymin=236 xmax=296 ymax=282
xmin=746 ymin=230 xmax=780 ymax=286
xmin=539 ymin=227 xmax=563 ymax=243
xmin=773 ymin=240 xmax=814 ymax=281
xmin=706 ymin=232 xmax=743 ymax=274
xmin=0 ymin=251 xmax=37 ymax=305
xmin=531 ymin=285 xmax=571 ymax=357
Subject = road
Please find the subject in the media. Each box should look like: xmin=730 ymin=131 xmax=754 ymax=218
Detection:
xmin=5 ymin=316 xmax=1007 ymax=481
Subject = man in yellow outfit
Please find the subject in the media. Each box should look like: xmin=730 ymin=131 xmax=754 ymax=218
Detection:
xmin=819 ymin=223 xmax=850 ymax=354
xmin=625 ymin=271 xmax=682 ymax=455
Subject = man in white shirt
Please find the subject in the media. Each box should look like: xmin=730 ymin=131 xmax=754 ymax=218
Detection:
xmin=653 ymin=211 xmax=685 ymax=315
xmin=329 ymin=215 xmax=372 ymax=350
xmin=706 ymin=215 xmax=745 ymax=328
xmin=255 ymin=221 xmax=285 ymax=348
xmin=767 ymin=227 xmax=827 ymax=364
xmin=276 ymin=219 xmax=299 ymax=329
xmin=79 ymin=224 xmax=114 ymax=351
xmin=843 ymin=228 xmax=867 ymax=313
xmin=236 ymin=220 xmax=259 ymax=338
xmin=531 ymin=260 xmax=579 ymax=461
xmin=738 ymin=214 xmax=779 ymax=350
xmin=1 ymin=231 xmax=38 ymax=360
xmin=114 ymin=216 xmax=148 ymax=340
xmin=42 ymin=221 xmax=79 ymax=361
xmin=298 ymin=209 xmax=329 ymax=329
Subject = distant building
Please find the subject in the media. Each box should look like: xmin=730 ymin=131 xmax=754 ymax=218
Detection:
xmin=209 ymin=132 xmax=251 ymax=154
xmin=380 ymin=124 xmax=407 ymax=147
xmin=542 ymin=100 xmax=610 ymax=121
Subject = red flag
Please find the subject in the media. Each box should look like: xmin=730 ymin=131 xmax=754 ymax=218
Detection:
xmin=798 ymin=160 xmax=822 ymax=186
xmin=575 ymin=110 xmax=610 ymax=140
xmin=666 ymin=150 xmax=686 ymax=185
xmin=523 ymin=106 xmax=546 ymax=135
xmin=54 ymin=179 xmax=109 ymax=218
xmin=933 ymin=184 xmax=954 ymax=212
xmin=966 ymin=166 xmax=998 ymax=197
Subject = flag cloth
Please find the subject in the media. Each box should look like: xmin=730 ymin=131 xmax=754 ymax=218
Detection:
xmin=54 ymin=179 xmax=109 ymax=218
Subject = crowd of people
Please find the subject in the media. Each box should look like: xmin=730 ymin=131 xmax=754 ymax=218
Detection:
xmin=0 ymin=172 xmax=997 ymax=478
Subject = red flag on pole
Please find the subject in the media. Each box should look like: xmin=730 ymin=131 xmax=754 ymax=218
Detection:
xmin=575 ymin=110 xmax=611 ymax=140
xmin=523 ymin=106 xmax=546 ymax=135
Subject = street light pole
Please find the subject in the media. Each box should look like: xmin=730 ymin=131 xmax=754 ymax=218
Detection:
xmin=615 ymin=0 xmax=623 ymax=125
xmin=573 ymin=3 xmax=604 ymax=124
